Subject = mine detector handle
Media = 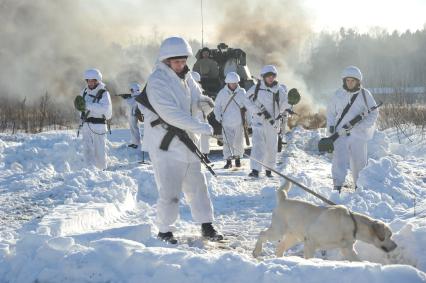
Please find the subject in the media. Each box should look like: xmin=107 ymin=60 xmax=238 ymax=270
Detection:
xmin=115 ymin=93 xmax=132 ymax=99
xmin=333 ymin=101 xmax=383 ymax=142
xmin=318 ymin=102 xmax=383 ymax=153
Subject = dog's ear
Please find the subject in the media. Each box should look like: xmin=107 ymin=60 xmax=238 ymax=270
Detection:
xmin=372 ymin=221 xmax=386 ymax=242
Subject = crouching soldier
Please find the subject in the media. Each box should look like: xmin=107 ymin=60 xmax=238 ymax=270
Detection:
xmin=141 ymin=36 xmax=223 ymax=244
xmin=74 ymin=68 xmax=112 ymax=170
xmin=247 ymin=65 xmax=289 ymax=178
xmin=214 ymin=72 xmax=257 ymax=169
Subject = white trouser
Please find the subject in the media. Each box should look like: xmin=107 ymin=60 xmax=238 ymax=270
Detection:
xmin=150 ymin=152 xmax=214 ymax=233
xmin=222 ymin=125 xmax=244 ymax=160
xmin=200 ymin=134 xmax=210 ymax=154
xmin=332 ymin=135 xmax=368 ymax=187
xmin=250 ymin=125 xmax=278 ymax=172
xmin=129 ymin=115 xmax=141 ymax=147
xmin=82 ymin=123 xmax=107 ymax=170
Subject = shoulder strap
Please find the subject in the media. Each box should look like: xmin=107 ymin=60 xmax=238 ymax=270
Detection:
xmin=249 ymin=81 xmax=262 ymax=101
xmin=82 ymin=88 xmax=88 ymax=99
xmin=222 ymin=90 xmax=239 ymax=114
xmin=335 ymin=91 xmax=360 ymax=129
xmin=135 ymin=85 xmax=157 ymax=114
xmin=94 ymin=89 xmax=106 ymax=103
xmin=273 ymin=90 xmax=280 ymax=116
xmin=361 ymin=89 xmax=370 ymax=113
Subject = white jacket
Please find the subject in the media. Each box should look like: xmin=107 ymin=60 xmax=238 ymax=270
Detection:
xmin=145 ymin=62 xmax=213 ymax=162
xmin=246 ymin=80 xmax=289 ymax=133
xmin=125 ymin=90 xmax=141 ymax=117
xmin=326 ymin=88 xmax=378 ymax=141
xmin=80 ymin=82 xmax=112 ymax=120
xmin=214 ymin=85 xmax=256 ymax=127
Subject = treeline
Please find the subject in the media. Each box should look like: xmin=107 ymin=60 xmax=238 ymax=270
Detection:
xmin=0 ymin=93 xmax=131 ymax=134
xmin=301 ymin=27 xmax=426 ymax=99
xmin=0 ymin=93 xmax=76 ymax=134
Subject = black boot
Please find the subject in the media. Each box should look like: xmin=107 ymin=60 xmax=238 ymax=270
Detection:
xmin=157 ymin=231 xmax=178 ymax=244
xmin=203 ymin=154 xmax=211 ymax=164
xmin=223 ymin=159 xmax=232 ymax=169
xmin=333 ymin=186 xmax=342 ymax=194
xmin=265 ymin=170 xmax=272 ymax=177
xmin=248 ymin=169 xmax=259 ymax=178
xmin=128 ymin=144 xmax=138 ymax=149
xmin=235 ymin=158 xmax=241 ymax=167
xmin=201 ymin=223 xmax=223 ymax=241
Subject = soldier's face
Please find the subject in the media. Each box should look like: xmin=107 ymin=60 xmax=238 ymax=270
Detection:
xmin=86 ymin=79 xmax=99 ymax=90
xmin=202 ymin=51 xmax=209 ymax=58
xmin=264 ymin=74 xmax=276 ymax=86
xmin=228 ymin=83 xmax=238 ymax=90
xmin=168 ymin=58 xmax=187 ymax=74
xmin=345 ymin=78 xmax=358 ymax=90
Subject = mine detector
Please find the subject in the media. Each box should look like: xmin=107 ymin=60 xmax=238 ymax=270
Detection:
xmin=194 ymin=43 xmax=256 ymax=144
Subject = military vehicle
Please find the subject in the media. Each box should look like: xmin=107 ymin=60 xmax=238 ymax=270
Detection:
xmin=193 ymin=43 xmax=256 ymax=139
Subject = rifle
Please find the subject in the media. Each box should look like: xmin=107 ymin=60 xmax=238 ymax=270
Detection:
xmin=318 ymin=102 xmax=383 ymax=153
xmin=136 ymin=85 xmax=217 ymax=177
xmin=161 ymin=124 xmax=217 ymax=177
xmin=115 ymin=93 xmax=132 ymax=99
xmin=240 ymin=107 xmax=250 ymax=146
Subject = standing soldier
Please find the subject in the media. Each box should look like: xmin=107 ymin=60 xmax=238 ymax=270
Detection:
xmin=193 ymin=47 xmax=219 ymax=80
xmin=126 ymin=82 xmax=143 ymax=149
xmin=214 ymin=72 xmax=256 ymax=169
xmin=74 ymin=68 xmax=112 ymax=170
xmin=326 ymin=66 xmax=378 ymax=192
xmin=246 ymin=65 xmax=289 ymax=178
xmin=141 ymin=36 xmax=222 ymax=244
xmin=192 ymin=71 xmax=212 ymax=163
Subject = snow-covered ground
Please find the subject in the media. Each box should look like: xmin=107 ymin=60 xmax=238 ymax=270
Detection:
xmin=0 ymin=125 xmax=425 ymax=282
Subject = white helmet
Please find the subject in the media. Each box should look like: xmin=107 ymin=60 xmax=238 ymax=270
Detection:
xmin=129 ymin=82 xmax=141 ymax=92
xmin=158 ymin=36 xmax=193 ymax=61
xmin=84 ymin=68 xmax=102 ymax=81
xmin=225 ymin=72 xmax=240 ymax=83
xmin=341 ymin=66 xmax=362 ymax=81
xmin=260 ymin=65 xmax=278 ymax=77
xmin=191 ymin=71 xmax=201 ymax=82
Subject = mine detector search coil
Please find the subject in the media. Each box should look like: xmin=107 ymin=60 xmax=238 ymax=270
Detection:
xmin=318 ymin=101 xmax=383 ymax=153
xmin=135 ymin=85 xmax=217 ymax=177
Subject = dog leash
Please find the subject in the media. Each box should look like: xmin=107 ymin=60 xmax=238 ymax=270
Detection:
xmin=243 ymin=153 xmax=336 ymax=206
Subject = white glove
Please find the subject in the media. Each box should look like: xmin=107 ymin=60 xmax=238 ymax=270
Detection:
xmin=197 ymin=123 xmax=213 ymax=136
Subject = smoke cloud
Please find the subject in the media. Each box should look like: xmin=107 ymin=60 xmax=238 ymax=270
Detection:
xmin=0 ymin=0 xmax=160 ymax=101
xmin=211 ymin=0 xmax=320 ymax=122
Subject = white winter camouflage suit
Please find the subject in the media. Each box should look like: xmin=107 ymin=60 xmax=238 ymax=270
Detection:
xmin=126 ymin=90 xmax=142 ymax=147
xmin=145 ymin=61 xmax=215 ymax=233
xmin=326 ymin=87 xmax=378 ymax=187
xmin=80 ymin=82 xmax=112 ymax=170
xmin=247 ymin=80 xmax=289 ymax=172
xmin=195 ymin=108 xmax=210 ymax=154
xmin=214 ymin=85 xmax=256 ymax=160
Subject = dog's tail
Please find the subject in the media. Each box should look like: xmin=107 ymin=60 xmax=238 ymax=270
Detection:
xmin=277 ymin=181 xmax=292 ymax=203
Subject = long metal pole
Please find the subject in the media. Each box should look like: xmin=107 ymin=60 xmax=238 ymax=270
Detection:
xmin=201 ymin=0 xmax=204 ymax=47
